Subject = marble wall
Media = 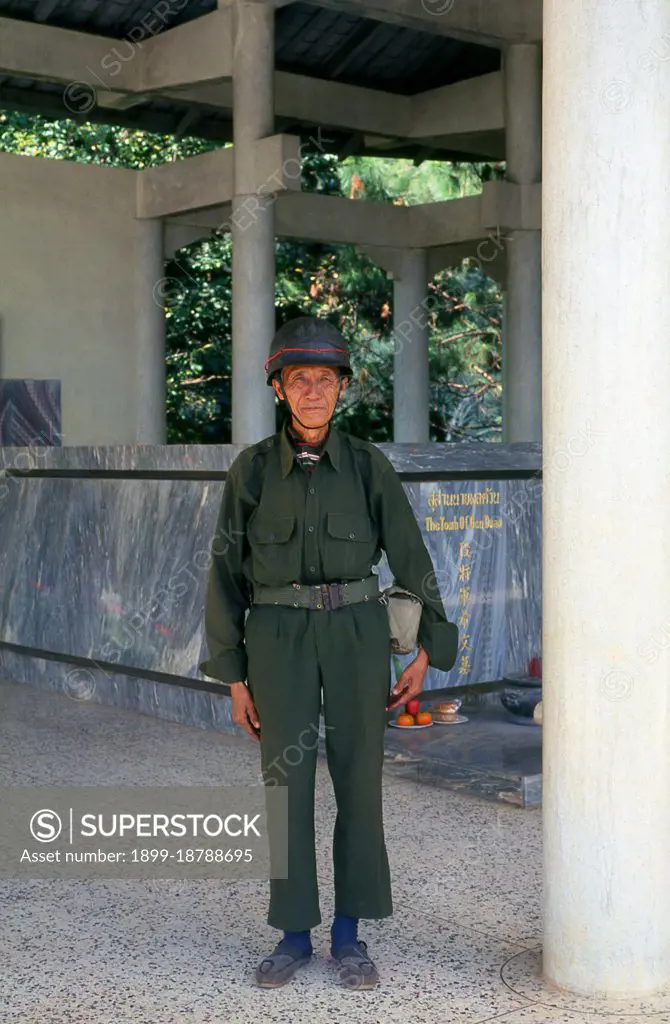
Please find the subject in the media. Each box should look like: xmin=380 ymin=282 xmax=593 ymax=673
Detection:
xmin=0 ymin=441 xmax=541 ymax=727
xmin=0 ymin=381 xmax=61 ymax=446
xmin=376 ymin=478 xmax=542 ymax=689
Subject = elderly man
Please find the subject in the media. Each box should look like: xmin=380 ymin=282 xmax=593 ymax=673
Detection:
xmin=199 ymin=316 xmax=457 ymax=989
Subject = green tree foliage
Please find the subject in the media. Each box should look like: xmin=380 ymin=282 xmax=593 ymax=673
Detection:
xmin=0 ymin=110 xmax=215 ymax=166
xmin=0 ymin=109 xmax=504 ymax=443
xmin=276 ymin=151 xmax=505 ymax=442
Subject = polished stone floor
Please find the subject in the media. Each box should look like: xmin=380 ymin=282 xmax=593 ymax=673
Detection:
xmin=1 ymin=679 xmax=666 ymax=1024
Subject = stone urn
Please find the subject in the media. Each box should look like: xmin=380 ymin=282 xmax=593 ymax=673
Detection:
xmin=500 ymin=666 xmax=542 ymax=725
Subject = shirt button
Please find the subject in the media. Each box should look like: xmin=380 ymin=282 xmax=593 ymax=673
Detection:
xmin=308 ymin=525 xmax=314 ymax=533
xmin=349 ymin=532 xmax=355 ymax=539
xmin=308 ymin=487 xmax=315 ymax=495
xmin=266 ymin=440 xmax=272 ymax=447
xmin=268 ymin=533 xmax=275 ymax=541
xmin=309 ymin=566 xmax=316 ymax=573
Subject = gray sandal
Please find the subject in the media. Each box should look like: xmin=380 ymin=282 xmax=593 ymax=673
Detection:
xmin=334 ymin=939 xmax=380 ymax=989
xmin=255 ymin=939 xmax=312 ymax=988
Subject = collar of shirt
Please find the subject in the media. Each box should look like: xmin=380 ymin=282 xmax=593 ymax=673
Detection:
xmin=279 ymin=420 xmax=341 ymax=478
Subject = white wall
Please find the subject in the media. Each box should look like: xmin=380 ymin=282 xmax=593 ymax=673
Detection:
xmin=0 ymin=152 xmax=164 ymax=444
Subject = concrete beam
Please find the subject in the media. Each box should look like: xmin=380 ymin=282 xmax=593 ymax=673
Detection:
xmin=408 ymin=72 xmax=504 ymax=138
xmin=410 ymin=194 xmax=483 ymax=247
xmin=165 ymin=223 xmax=215 ymax=258
xmin=479 ymin=180 xmax=541 ymax=231
xmin=161 ymin=81 xmax=234 ymax=112
xmin=162 ymin=195 xmax=409 ymax=244
xmin=276 ymin=71 xmax=410 ymax=138
xmin=162 ymin=70 xmax=503 ymax=145
xmin=252 ymin=134 xmax=305 ymax=192
xmin=274 ymin=192 xmax=413 ymax=247
xmin=0 ymin=15 xmax=504 ymax=142
xmin=361 ymin=129 xmax=503 ymax=161
xmin=140 ymin=9 xmax=233 ymax=91
xmin=96 ymin=91 xmax=148 ymax=111
xmin=426 ymin=131 xmax=505 ymax=161
xmin=302 ymin=0 xmax=542 ymax=45
xmin=139 ymin=149 xmax=235 ymax=220
xmin=164 ymin=182 xmax=541 ymax=247
xmin=358 ymin=240 xmax=507 ymax=287
xmin=0 ymin=9 xmax=232 ymax=98
xmin=166 ymin=208 xmax=232 ymax=230
xmin=162 ymin=71 xmax=409 ymax=139
xmin=0 ymin=16 xmax=138 ymax=91
xmin=137 ymin=134 xmax=301 ymax=218
xmin=428 ymin=240 xmax=508 ymax=285
xmin=0 ymin=77 xmax=233 ymax=140
xmin=356 ymin=245 xmax=410 ymax=278
xmin=0 ymin=13 xmax=509 ymax=144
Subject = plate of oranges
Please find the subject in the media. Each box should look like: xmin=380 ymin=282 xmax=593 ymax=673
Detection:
xmin=388 ymin=698 xmax=434 ymax=729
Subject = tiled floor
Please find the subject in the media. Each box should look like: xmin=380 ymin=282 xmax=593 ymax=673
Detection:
xmin=1 ymin=679 xmax=667 ymax=1024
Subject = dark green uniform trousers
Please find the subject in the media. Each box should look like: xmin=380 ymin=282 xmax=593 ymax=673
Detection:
xmin=245 ymin=596 xmax=393 ymax=932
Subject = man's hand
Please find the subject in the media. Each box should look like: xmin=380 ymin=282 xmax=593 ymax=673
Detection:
xmin=230 ymin=681 xmax=261 ymax=740
xmin=386 ymin=647 xmax=430 ymax=711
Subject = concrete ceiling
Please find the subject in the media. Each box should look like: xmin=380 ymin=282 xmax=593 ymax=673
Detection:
xmin=0 ymin=0 xmax=534 ymax=160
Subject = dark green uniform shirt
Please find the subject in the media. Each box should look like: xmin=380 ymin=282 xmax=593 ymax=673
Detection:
xmin=199 ymin=423 xmax=458 ymax=684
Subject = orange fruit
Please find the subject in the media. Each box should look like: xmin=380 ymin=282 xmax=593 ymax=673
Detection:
xmin=415 ymin=711 xmax=432 ymax=725
xmin=396 ymin=713 xmax=415 ymax=727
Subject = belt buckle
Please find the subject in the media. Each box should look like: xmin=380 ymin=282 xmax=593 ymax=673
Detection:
xmin=324 ymin=583 xmax=341 ymax=611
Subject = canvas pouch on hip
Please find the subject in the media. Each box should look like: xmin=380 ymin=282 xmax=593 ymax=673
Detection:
xmin=380 ymin=584 xmax=423 ymax=654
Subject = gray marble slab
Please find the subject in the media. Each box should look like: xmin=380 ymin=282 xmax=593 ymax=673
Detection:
xmin=0 ymin=440 xmax=542 ymax=716
xmin=505 ymin=477 xmax=543 ymax=677
xmin=377 ymin=479 xmax=541 ymax=690
xmin=0 ymin=476 xmax=224 ymax=679
xmin=382 ymin=703 xmax=542 ymax=807
xmin=0 ymin=440 xmax=541 ymax=475
xmin=0 ymin=380 xmax=61 ymax=447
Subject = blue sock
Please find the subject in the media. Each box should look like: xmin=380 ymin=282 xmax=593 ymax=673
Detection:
xmin=282 ymin=929 xmax=312 ymax=956
xmin=330 ymin=912 xmax=359 ymax=955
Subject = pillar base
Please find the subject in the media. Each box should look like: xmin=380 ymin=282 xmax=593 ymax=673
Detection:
xmin=503 ymin=948 xmax=670 ymax=1008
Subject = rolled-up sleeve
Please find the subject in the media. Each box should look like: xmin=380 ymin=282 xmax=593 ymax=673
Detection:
xmin=376 ymin=461 xmax=459 ymax=673
xmin=198 ymin=462 xmax=252 ymax=685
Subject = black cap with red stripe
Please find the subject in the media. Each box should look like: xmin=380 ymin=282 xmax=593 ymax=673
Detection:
xmin=265 ymin=316 xmax=352 ymax=386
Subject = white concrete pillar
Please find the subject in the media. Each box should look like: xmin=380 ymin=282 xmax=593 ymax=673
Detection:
xmin=503 ymin=43 xmax=542 ymax=442
xmin=393 ymin=248 xmax=430 ymax=443
xmin=231 ymin=0 xmax=276 ymax=443
xmin=135 ymin=218 xmax=166 ymax=444
xmin=543 ymin=0 xmax=670 ymax=997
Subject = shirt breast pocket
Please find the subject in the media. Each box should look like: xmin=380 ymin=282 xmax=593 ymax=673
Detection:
xmin=323 ymin=512 xmax=376 ymax=581
xmin=248 ymin=514 xmax=299 ymax=585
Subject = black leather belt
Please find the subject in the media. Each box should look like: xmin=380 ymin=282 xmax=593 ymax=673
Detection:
xmin=252 ymin=575 xmax=379 ymax=611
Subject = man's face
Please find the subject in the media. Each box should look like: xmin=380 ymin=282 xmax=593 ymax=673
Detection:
xmin=273 ymin=364 xmax=348 ymax=427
